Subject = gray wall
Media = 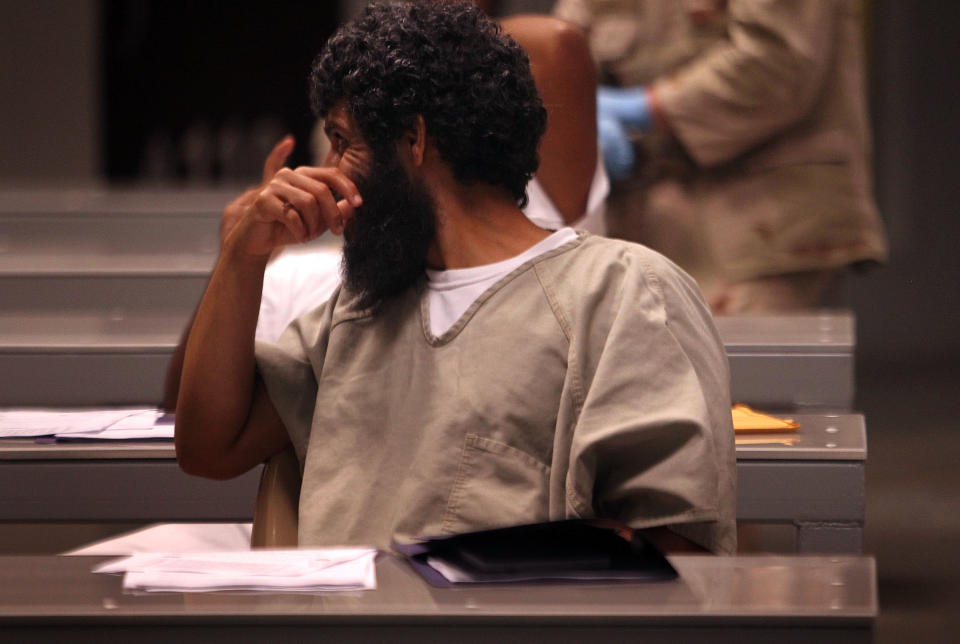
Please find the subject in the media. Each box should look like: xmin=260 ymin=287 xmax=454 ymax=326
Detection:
xmin=0 ymin=0 xmax=100 ymax=183
xmin=844 ymin=1 xmax=960 ymax=363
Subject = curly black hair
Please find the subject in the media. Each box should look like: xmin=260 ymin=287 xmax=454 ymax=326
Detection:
xmin=310 ymin=0 xmax=546 ymax=207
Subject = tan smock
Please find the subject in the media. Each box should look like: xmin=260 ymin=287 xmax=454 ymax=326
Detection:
xmin=256 ymin=233 xmax=736 ymax=554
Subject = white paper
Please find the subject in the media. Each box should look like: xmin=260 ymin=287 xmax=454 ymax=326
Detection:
xmin=425 ymin=556 xmax=475 ymax=583
xmin=65 ymin=523 xmax=253 ymax=556
xmin=55 ymin=424 xmax=174 ymax=440
xmin=93 ymin=548 xmax=377 ymax=593
xmin=0 ymin=407 xmax=161 ymax=438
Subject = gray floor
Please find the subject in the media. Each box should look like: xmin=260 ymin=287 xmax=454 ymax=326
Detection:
xmin=857 ymin=359 xmax=960 ymax=642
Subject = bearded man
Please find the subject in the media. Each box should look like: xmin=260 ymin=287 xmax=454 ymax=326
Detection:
xmin=175 ymin=1 xmax=736 ymax=554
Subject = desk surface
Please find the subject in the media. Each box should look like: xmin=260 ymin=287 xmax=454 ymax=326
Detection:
xmin=716 ymin=311 xmax=854 ymax=354
xmin=0 ymin=414 xmax=867 ymax=542
xmin=0 ymin=554 xmax=875 ymax=625
xmin=736 ymin=413 xmax=865 ymax=461
xmin=0 ymin=438 xmax=176 ymax=460
xmin=0 ymin=413 xmax=865 ymax=462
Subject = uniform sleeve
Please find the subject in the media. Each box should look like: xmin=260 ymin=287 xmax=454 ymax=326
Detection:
xmin=563 ymin=246 xmax=735 ymax=551
xmin=653 ymin=0 xmax=840 ymax=166
xmin=254 ymin=295 xmax=337 ymax=466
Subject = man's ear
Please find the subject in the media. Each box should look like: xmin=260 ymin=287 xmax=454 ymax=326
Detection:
xmin=399 ymin=115 xmax=428 ymax=168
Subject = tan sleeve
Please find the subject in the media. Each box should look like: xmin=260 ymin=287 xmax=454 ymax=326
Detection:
xmin=654 ymin=0 xmax=840 ymax=166
xmin=254 ymin=297 xmax=337 ymax=466
xmin=563 ymin=244 xmax=735 ymax=552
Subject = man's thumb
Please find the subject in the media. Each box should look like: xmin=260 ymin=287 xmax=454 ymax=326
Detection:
xmin=262 ymin=135 xmax=295 ymax=183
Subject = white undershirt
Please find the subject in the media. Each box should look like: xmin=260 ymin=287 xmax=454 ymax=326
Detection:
xmin=424 ymin=227 xmax=579 ymax=337
xmin=523 ymin=149 xmax=608 ymax=236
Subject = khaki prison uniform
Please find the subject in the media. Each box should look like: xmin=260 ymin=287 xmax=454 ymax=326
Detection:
xmin=256 ymin=233 xmax=736 ymax=554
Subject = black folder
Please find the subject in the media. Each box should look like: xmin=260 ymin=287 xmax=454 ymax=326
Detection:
xmin=393 ymin=519 xmax=678 ymax=587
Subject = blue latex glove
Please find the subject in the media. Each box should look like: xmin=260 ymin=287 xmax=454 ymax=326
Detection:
xmin=597 ymin=85 xmax=652 ymax=132
xmin=596 ymin=86 xmax=652 ymax=180
xmin=598 ymin=115 xmax=635 ymax=181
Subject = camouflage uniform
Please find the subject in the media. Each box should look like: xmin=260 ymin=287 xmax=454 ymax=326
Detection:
xmin=555 ymin=0 xmax=888 ymax=310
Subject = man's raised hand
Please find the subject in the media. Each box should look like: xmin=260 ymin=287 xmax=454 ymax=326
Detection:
xmin=222 ymin=139 xmax=363 ymax=260
xmin=219 ymin=136 xmax=296 ymax=246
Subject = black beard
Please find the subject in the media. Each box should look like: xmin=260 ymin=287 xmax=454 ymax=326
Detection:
xmin=340 ymin=151 xmax=437 ymax=313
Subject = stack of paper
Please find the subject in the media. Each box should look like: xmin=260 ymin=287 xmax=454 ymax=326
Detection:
xmin=0 ymin=407 xmax=171 ymax=439
xmin=93 ymin=549 xmax=377 ymax=593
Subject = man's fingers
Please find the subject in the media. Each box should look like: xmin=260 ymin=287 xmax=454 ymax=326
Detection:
xmin=294 ymin=166 xmax=363 ymax=209
xmin=280 ymin=169 xmax=357 ymax=236
xmin=271 ymin=183 xmax=324 ymax=241
xmin=247 ymin=162 xmax=361 ymax=246
xmin=335 ymin=199 xmax=356 ymax=235
xmin=262 ymin=135 xmax=296 ymax=184
xmin=281 ymin=202 xmax=308 ymax=241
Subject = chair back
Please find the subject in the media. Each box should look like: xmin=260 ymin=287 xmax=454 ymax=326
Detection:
xmin=250 ymin=445 xmax=301 ymax=548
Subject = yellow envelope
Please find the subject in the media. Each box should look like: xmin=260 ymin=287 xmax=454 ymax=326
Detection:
xmin=731 ymin=404 xmax=799 ymax=434
xmin=734 ymin=436 xmax=801 ymax=446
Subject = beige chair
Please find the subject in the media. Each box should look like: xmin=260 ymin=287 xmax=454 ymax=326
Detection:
xmin=250 ymin=445 xmax=301 ymax=548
